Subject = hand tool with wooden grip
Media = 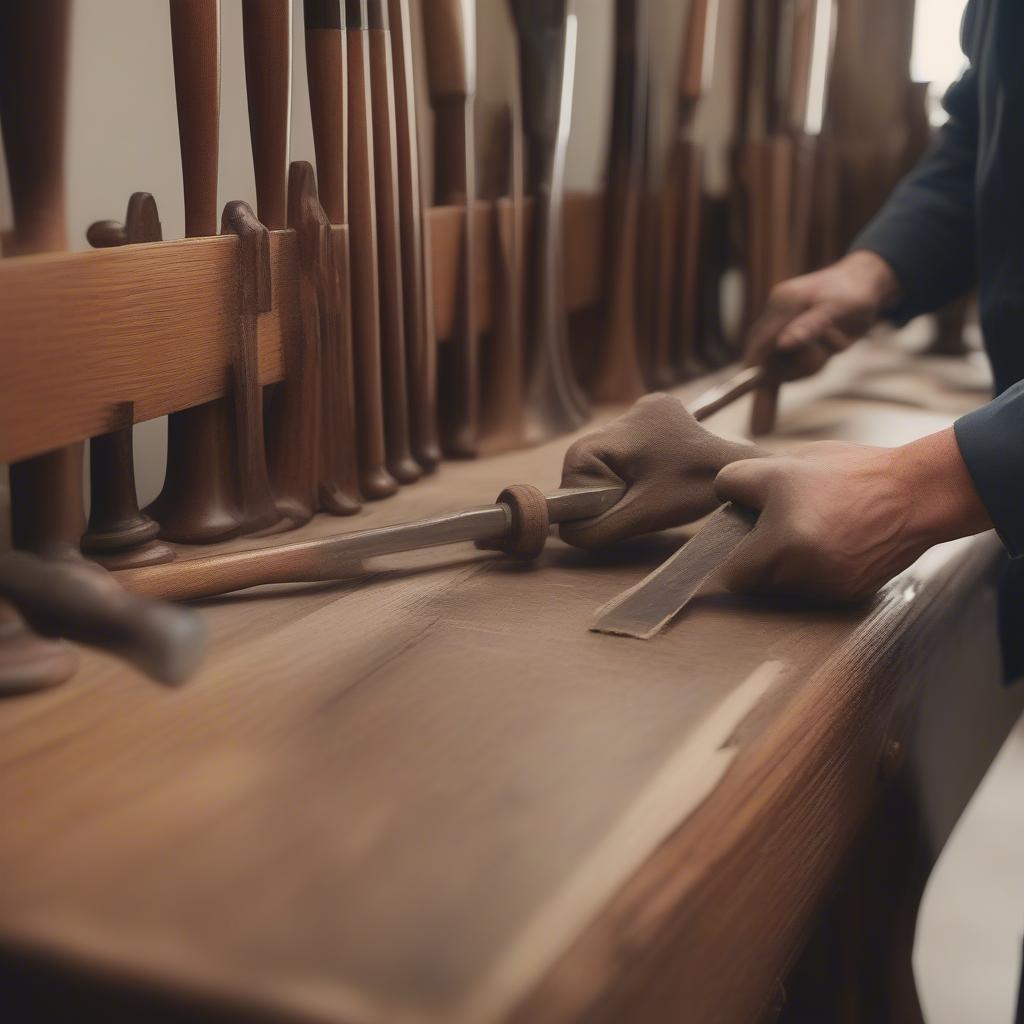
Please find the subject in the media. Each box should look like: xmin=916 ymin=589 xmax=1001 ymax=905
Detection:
xmin=367 ymin=0 xmax=421 ymax=483
xmin=589 ymin=0 xmax=650 ymax=404
xmin=114 ymin=365 xmax=765 ymax=602
xmin=423 ymin=0 xmax=481 ymax=458
xmin=83 ymin=195 xmax=177 ymax=569
xmin=241 ymin=0 xmax=321 ymax=529
xmin=387 ymin=0 xmax=441 ymax=472
xmin=0 ymin=465 xmax=78 ymax=694
xmin=0 ymin=552 xmax=206 ymax=686
xmin=1 ymin=0 xmax=86 ymax=561
xmin=655 ymin=0 xmax=720 ymax=383
xmin=148 ymin=0 xmax=247 ymax=543
xmin=346 ymin=0 xmax=400 ymax=498
xmin=303 ymin=0 xmax=364 ymax=516
xmin=509 ymin=0 xmax=589 ymax=441
xmin=748 ymin=0 xmax=837 ymax=438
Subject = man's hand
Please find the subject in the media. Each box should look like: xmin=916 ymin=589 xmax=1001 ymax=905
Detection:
xmin=713 ymin=428 xmax=992 ymax=602
xmin=559 ymin=393 xmax=762 ymax=548
xmin=745 ymin=250 xmax=903 ymax=381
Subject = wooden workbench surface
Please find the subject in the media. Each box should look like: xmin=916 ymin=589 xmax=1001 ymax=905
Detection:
xmin=1 ymin=338 xmax=1020 ymax=1023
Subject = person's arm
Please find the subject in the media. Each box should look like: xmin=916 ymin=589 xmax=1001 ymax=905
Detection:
xmin=852 ymin=61 xmax=980 ymax=324
xmin=713 ymin=429 xmax=993 ymax=602
xmin=745 ymin=10 xmax=981 ymax=377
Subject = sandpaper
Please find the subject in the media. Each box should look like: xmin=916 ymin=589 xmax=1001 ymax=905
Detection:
xmin=591 ymin=502 xmax=757 ymax=639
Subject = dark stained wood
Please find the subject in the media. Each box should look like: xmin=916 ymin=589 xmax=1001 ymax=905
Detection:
xmin=0 ymin=349 xmax=1015 ymax=1023
xmin=347 ymin=0 xmax=400 ymax=497
xmin=242 ymin=0 xmax=292 ymax=232
xmin=303 ymin=0 xmax=364 ymax=517
xmin=423 ymin=0 xmax=481 ymax=457
xmin=151 ymin=0 xmax=247 ymax=544
xmin=368 ymin=1 xmax=421 ymax=483
xmin=0 ymin=466 xmax=78 ymax=695
xmin=221 ymin=201 xmax=286 ymax=534
xmin=0 ymin=0 xmax=85 ymax=562
xmin=589 ymin=0 xmax=649 ymax=404
xmin=389 ymin=0 xmax=441 ymax=471
xmin=83 ymin=195 xmax=176 ymax=570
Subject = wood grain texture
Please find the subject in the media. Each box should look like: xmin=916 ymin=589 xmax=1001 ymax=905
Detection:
xmin=303 ymin=4 xmax=364 ymax=517
xmin=0 ymin=0 xmax=85 ymax=561
xmin=242 ymin=0 xmax=292 ymax=231
xmin=368 ymin=6 xmax=421 ymax=483
xmin=588 ymin=0 xmax=649 ymax=404
xmin=153 ymin=0 xmax=246 ymax=545
xmin=83 ymin=195 xmax=175 ymax=570
xmin=388 ymin=0 xmax=441 ymax=471
xmin=347 ymin=7 xmax=400 ymax=498
xmin=0 ymin=346 xmax=1016 ymax=1022
xmin=424 ymin=0 xmax=480 ymax=457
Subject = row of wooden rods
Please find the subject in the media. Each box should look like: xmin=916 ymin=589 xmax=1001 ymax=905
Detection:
xmin=0 ymin=0 xmax=844 ymax=576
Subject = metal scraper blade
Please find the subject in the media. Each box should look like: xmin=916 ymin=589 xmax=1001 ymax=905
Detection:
xmin=590 ymin=503 xmax=757 ymax=640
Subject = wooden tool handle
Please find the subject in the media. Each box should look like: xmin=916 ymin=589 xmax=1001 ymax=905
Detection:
xmin=422 ymin=0 xmax=475 ymax=99
xmin=0 ymin=552 xmax=205 ymax=685
xmin=169 ymin=0 xmax=221 ymax=237
xmin=242 ymin=0 xmax=292 ymax=230
xmin=678 ymin=0 xmax=713 ymax=104
xmin=304 ymin=0 xmax=348 ymax=223
xmin=0 ymin=0 xmax=69 ymax=254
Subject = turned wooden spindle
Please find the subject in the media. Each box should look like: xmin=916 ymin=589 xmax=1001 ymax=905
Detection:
xmin=302 ymin=0 xmax=363 ymax=516
xmin=589 ymin=0 xmax=649 ymax=404
xmin=345 ymin=0 xmax=399 ymax=497
xmin=387 ymin=0 xmax=441 ymax=471
xmin=0 ymin=465 xmax=78 ymax=695
xmin=263 ymin=161 xmax=331 ymax=524
xmin=147 ymin=0 xmax=246 ymax=543
xmin=367 ymin=0 xmax=421 ymax=483
xmin=423 ymin=0 xmax=481 ymax=457
xmin=509 ymin=0 xmax=589 ymax=441
xmin=0 ymin=0 xmax=86 ymax=561
xmin=82 ymin=196 xmax=177 ymax=569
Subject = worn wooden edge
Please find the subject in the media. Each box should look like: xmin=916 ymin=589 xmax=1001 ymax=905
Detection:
xmin=507 ymin=534 xmax=1008 ymax=1024
xmin=0 ymin=193 xmax=605 ymax=464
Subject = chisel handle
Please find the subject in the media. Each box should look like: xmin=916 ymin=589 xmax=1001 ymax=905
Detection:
xmin=242 ymin=0 xmax=292 ymax=230
xmin=169 ymin=0 xmax=221 ymax=237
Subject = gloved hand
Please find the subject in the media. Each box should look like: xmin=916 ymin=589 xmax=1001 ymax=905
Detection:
xmin=559 ymin=393 xmax=764 ymax=548
xmin=713 ymin=429 xmax=992 ymax=602
xmin=745 ymin=250 xmax=903 ymax=382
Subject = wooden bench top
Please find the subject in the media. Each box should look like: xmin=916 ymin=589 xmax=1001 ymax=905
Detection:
xmin=1 ymin=340 xmax=1019 ymax=1023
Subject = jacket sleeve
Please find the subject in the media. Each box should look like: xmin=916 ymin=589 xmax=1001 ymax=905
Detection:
xmin=851 ymin=61 xmax=979 ymax=322
xmin=956 ymin=382 xmax=1024 ymax=558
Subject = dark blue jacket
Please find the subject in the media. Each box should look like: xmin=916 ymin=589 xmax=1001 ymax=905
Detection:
xmin=854 ymin=0 xmax=1024 ymax=557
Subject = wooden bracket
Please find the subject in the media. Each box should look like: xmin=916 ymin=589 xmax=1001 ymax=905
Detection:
xmin=82 ymin=193 xmax=176 ymax=570
xmin=221 ymin=200 xmax=286 ymax=535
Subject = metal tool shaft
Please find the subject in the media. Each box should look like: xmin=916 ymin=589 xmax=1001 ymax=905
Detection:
xmin=116 ymin=485 xmax=624 ymax=602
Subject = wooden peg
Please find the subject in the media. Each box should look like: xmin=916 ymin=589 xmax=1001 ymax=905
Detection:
xmin=82 ymin=195 xmax=176 ymax=570
xmin=510 ymin=0 xmax=589 ymax=441
xmin=264 ymin=161 xmax=329 ymax=525
xmin=242 ymin=0 xmax=292 ymax=232
xmin=589 ymin=0 xmax=649 ymax=404
xmin=346 ymin=0 xmax=400 ymax=497
xmin=221 ymin=201 xmax=286 ymax=533
xmin=0 ymin=465 xmax=77 ymax=695
xmin=0 ymin=0 xmax=86 ymax=562
xmin=388 ymin=0 xmax=441 ymax=471
xmin=423 ymin=0 xmax=481 ymax=457
xmin=368 ymin=0 xmax=421 ymax=483
xmin=149 ymin=0 xmax=246 ymax=543
xmin=303 ymin=0 xmax=363 ymax=516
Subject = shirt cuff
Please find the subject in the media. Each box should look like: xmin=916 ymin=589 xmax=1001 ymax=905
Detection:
xmin=954 ymin=382 xmax=1024 ymax=558
xmin=849 ymin=227 xmax=929 ymax=327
